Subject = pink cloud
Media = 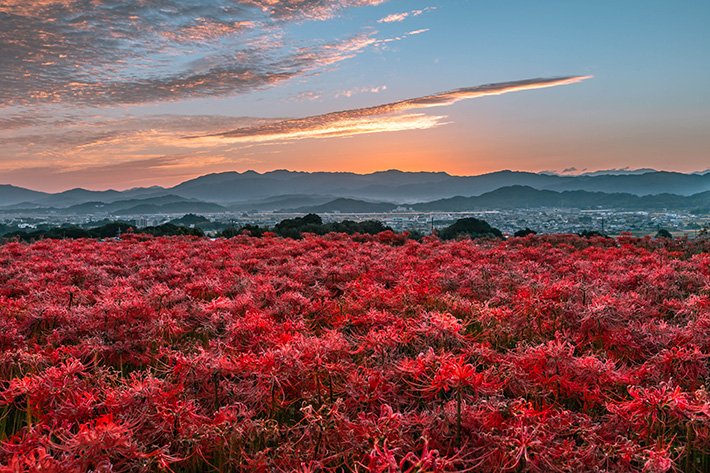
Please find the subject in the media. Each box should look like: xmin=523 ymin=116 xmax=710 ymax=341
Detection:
xmin=0 ymin=0 xmax=389 ymax=108
xmin=377 ymin=6 xmax=435 ymax=23
xmin=195 ymin=76 xmax=592 ymax=143
xmin=378 ymin=12 xmax=410 ymax=23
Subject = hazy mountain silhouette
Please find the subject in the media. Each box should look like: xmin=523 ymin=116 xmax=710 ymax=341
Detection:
xmin=0 ymin=184 xmax=49 ymax=206
xmin=166 ymin=170 xmax=710 ymax=203
xmin=0 ymin=195 xmax=225 ymax=215
xmin=411 ymin=186 xmax=710 ymax=211
xmin=284 ymin=198 xmax=398 ymax=213
xmin=227 ymin=194 xmax=337 ymax=212
xmin=2 ymin=169 xmax=710 ymax=212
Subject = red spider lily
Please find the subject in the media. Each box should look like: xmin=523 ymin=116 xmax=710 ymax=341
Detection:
xmin=641 ymin=441 xmax=676 ymax=473
xmin=1 ymin=233 xmax=710 ymax=470
xmin=402 ymin=354 xmax=500 ymax=449
xmin=2 ymin=446 xmax=69 ymax=473
xmin=608 ymin=384 xmax=706 ymax=436
xmin=428 ymin=356 xmax=498 ymax=398
xmin=364 ymin=437 xmax=451 ymax=473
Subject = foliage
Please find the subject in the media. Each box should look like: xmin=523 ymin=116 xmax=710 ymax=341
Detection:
xmin=578 ymin=229 xmax=610 ymax=239
xmin=4 ymin=222 xmax=203 ymax=241
xmin=273 ymin=214 xmax=392 ymax=238
xmin=168 ymin=213 xmax=211 ymax=227
xmin=218 ymin=214 xmax=393 ymax=239
xmin=514 ymin=227 xmax=537 ymax=238
xmin=0 ymin=233 xmax=710 ymax=471
xmin=437 ymin=217 xmax=503 ymax=240
xmin=139 ymin=223 xmax=205 ymax=237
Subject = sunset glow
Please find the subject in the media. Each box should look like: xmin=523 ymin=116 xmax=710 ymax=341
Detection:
xmin=198 ymin=76 xmax=592 ymax=143
xmin=0 ymin=0 xmax=707 ymax=191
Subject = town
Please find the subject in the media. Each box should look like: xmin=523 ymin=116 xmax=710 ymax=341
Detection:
xmin=2 ymin=207 xmax=708 ymax=239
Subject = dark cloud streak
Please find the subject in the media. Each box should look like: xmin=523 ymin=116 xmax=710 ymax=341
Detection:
xmin=199 ymin=76 xmax=592 ymax=142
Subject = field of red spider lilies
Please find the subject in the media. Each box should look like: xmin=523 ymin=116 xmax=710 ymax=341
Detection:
xmin=1 ymin=232 xmax=710 ymax=472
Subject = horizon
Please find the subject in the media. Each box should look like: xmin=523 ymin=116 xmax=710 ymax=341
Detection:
xmin=4 ymin=166 xmax=710 ymax=194
xmin=1 ymin=1 xmax=708 ymax=192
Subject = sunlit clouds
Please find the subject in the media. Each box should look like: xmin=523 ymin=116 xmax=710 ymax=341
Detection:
xmin=4 ymin=0 xmax=693 ymax=193
xmin=378 ymin=7 xmax=436 ymax=23
xmin=194 ymin=113 xmax=445 ymax=144
xmin=197 ymin=76 xmax=592 ymax=143
xmin=0 ymin=76 xmax=591 ymax=190
xmin=0 ymin=114 xmax=270 ymax=186
xmin=336 ymin=85 xmax=388 ymax=98
xmin=378 ymin=12 xmax=409 ymax=23
xmin=239 ymin=0 xmax=387 ymax=21
xmin=0 ymin=0 xmax=389 ymax=107
xmin=1 ymin=0 xmax=452 ymax=190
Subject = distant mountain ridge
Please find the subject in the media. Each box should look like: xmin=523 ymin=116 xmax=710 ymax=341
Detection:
xmin=280 ymin=186 xmax=710 ymax=213
xmin=1 ymin=194 xmax=226 ymax=216
xmin=2 ymin=169 xmax=710 ymax=213
xmin=0 ymin=185 xmax=49 ymax=206
xmin=164 ymin=169 xmax=710 ymax=202
xmin=409 ymin=186 xmax=710 ymax=212
xmin=285 ymin=198 xmax=398 ymax=214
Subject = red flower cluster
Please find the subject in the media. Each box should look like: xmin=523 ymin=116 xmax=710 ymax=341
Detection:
xmin=1 ymin=233 xmax=709 ymax=471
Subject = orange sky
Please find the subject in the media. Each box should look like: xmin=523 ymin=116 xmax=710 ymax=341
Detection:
xmin=0 ymin=1 xmax=708 ymax=191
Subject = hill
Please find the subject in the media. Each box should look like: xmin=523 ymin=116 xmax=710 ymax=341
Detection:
xmin=284 ymin=198 xmax=398 ymax=213
xmin=0 ymin=184 xmax=49 ymax=206
xmin=412 ymin=186 xmax=710 ymax=211
xmin=2 ymin=169 xmax=710 ymax=212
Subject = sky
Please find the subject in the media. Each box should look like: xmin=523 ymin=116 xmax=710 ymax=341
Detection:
xmin=0 ymin=0 xmax=708 ymax=192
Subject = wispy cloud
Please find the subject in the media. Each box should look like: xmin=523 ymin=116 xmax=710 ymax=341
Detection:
xmin=0 ymin=112 xmax=274 ymax=190
xmin=194 ymin=76 xmax=592 ymax=143
xmin=287 ymin=91 xmax=324 ymax=102
xmin=0 ymin=114 xmax=274 ymax=174
xmin=380 ymin=28 xmax=430 ymax=43
xmin=336 ymin=85 xmax=387 ymax=98
xmin=0 ymin=155 xmax=236 ymax=191
xmin=0 ymin=0 xmax=388 ymax=108
xmin=0 ymin=76 xmax=591 ymax=190
xmin=243 ymin=0 xmax=388 ymax=21
xmin=378 ymin=12 xmax=410 ymax=23
xmin=0 ymin=78 xmax=590 ymax=156
xmin=378 ymin=7 xmax=436 ymax=23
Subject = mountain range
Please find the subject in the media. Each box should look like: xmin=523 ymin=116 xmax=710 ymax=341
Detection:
xmin=1 ymin=169 xmax=709 ymax=215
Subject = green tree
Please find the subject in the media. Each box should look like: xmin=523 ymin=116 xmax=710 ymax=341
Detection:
xmin=438 ymin=218 xmax=502 ymax=240
xmin=514 ymin=227 xmax=537 ymax=237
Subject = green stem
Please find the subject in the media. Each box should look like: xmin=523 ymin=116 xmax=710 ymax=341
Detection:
xmin=456 ymin=388 xmax=462 ymax=450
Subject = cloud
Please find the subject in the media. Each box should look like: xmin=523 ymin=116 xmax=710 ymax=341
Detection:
xmin=380 ymin=28 xmax=430 ymax=43
xmin=378 ymin=7 xmax=435 ymax=23
xmin=0 ymin=112 xmax=273 ymax=190
xmin=242 ymin=0 xmax=387 ymax=21
xmin=0 ymin=156 xmax=228 ymax=191
xmin=0 ymin=114 xmax=276 ymax=174
xmin=378 ymin=12 xmax=409 ymax=23
xmin=0 ymin=0 xmax=388 ymax=108
xmin=287 ymin=91 xmax=324 ymax=102
xmin=0 ymin=76 xmax=591 ymax=190
xmin=0 ymin=115 xmax=51 ymax=131
xmin=194 ymin=76 xmax=592 ymax=143
xmin=336 ymin=85 xmax=387 ymax=97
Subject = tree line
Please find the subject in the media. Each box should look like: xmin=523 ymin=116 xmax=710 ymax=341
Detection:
xmin=8 ymin=213 xmax=687 ymax=242
xmin=3 ymin=214 xmax=517 ymax=242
